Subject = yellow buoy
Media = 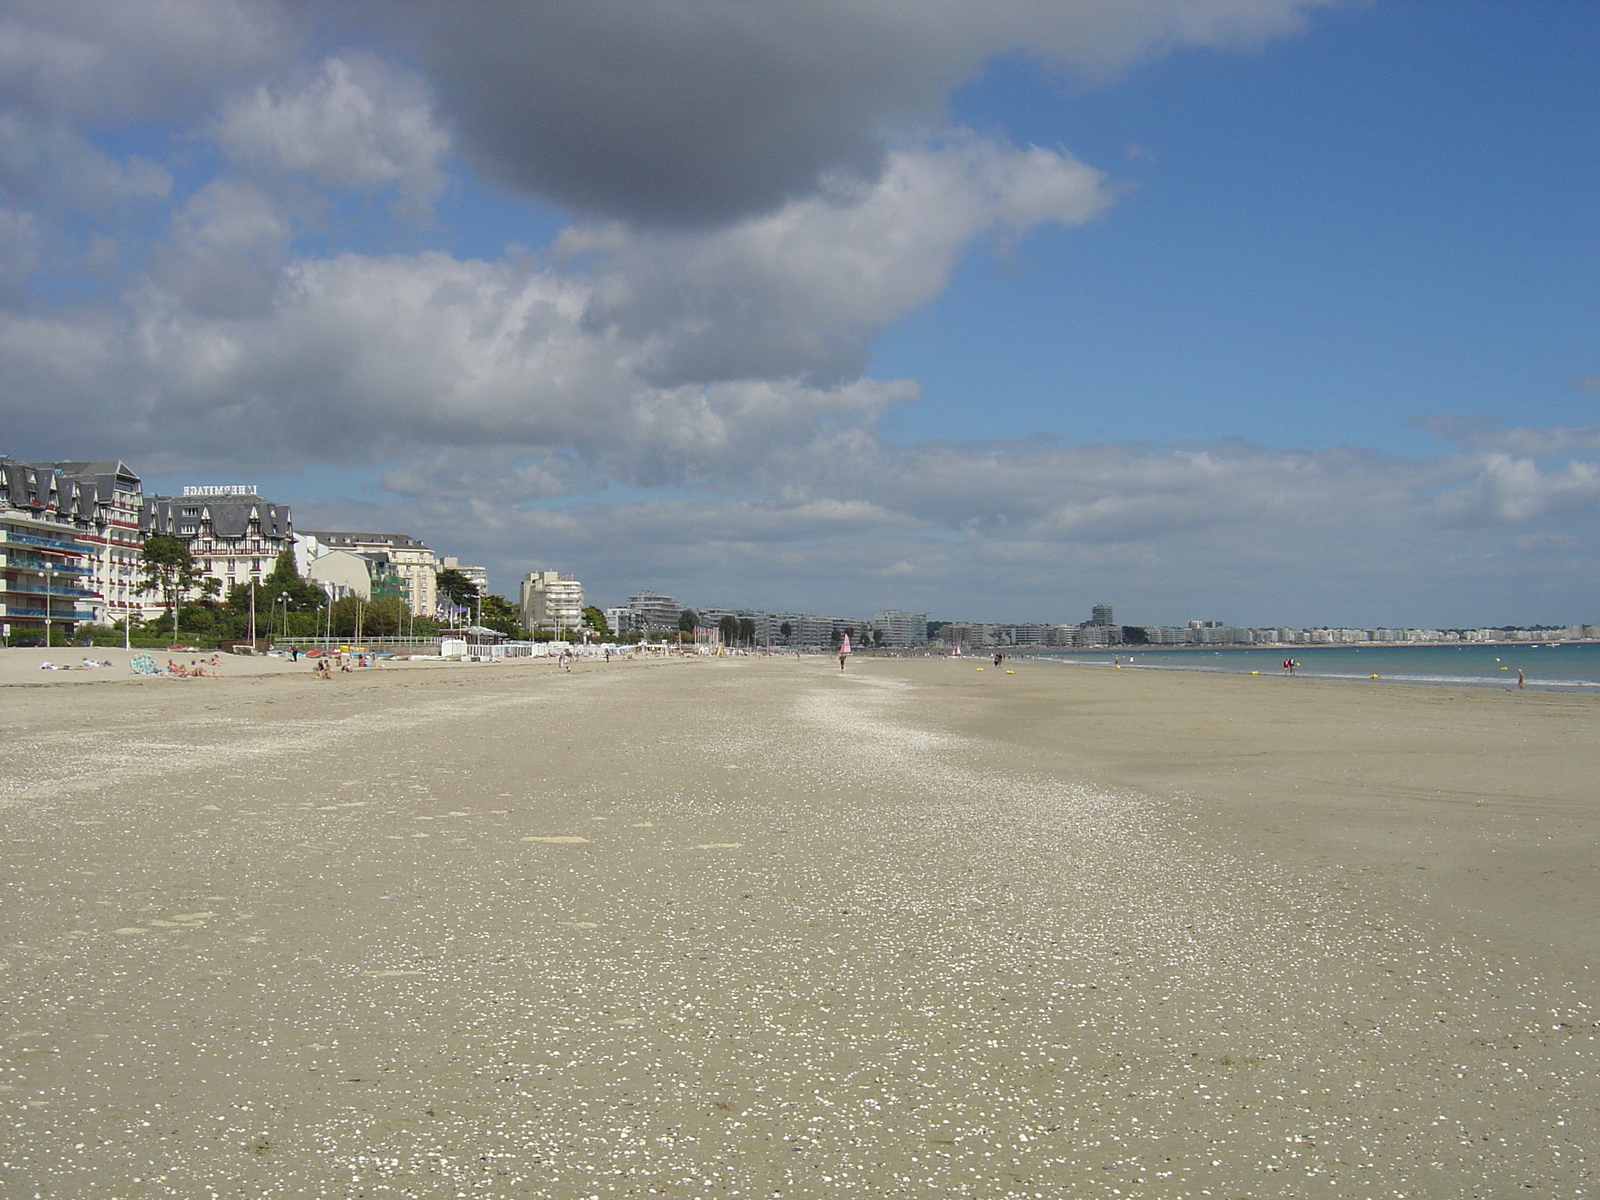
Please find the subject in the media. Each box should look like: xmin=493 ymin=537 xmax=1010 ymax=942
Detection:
xmin=1005 ymin=669 xmax=1014 ymax=674
xmin=976 ymin=667 xmax=983 ymax=671
xmin=1249 ymin=670 xmax=1259 ymax=675
xmin=1370 ymin=674 xmax=1379 ymax=679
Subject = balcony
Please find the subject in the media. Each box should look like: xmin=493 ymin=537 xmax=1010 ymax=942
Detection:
xmin=2 ymin=581 xmax=100 ymax=598
xmin=0 ymin=530 xmax=93 ymax=554
xmin=0 ymin=557 xmax=92 ymax=574
xmin=0 ymin=604 xmax=97 ymax=620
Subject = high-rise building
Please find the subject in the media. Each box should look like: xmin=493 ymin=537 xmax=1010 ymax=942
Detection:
xmin=874 ymin=610 xmax=929 ymax=647
xmin=521 ymin=570 xmax=584 ymax=633
xmin=622 ymin=590 xmax=680 ymax=636
xmin=1091 ymin=603 xmax=1115 ymax=627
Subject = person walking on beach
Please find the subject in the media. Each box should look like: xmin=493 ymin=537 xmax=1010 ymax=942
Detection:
xmin=1517 ymin=668 xmax=1525 ymax=690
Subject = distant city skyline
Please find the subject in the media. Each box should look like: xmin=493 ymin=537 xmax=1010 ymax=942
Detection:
xmin=3 ymin=3 xmax=1597 ymax=626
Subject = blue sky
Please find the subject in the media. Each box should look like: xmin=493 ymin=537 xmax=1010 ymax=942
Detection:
xmin=4 ymin=1 xmax=1599 ymax=626
xmin=877 ymin=0 xmax=1600 ymax=452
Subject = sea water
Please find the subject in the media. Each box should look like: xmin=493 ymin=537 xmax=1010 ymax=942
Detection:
xmin=1028 ymin=641 xmax=1600 ymax=691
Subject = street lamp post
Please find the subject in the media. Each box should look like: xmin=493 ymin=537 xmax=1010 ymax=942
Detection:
xmin=43 ymin=566 xmax=53 ymax=648
xmin=279 ymin=591 xmax=290 ymax=641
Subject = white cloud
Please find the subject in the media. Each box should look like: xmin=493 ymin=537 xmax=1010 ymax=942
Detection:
xmin=1418 ymin=415 xmax=1600 ymax=458
xmin=0 ymin=111 xmax=170 ymax=212
xmin=1431 ymin=453 xmax=1600 ymax=526
xmin=152 ymin=178 xmax=292 ymax=317
xmin=0 ymin=204 xmax=38 ymax=294
xmin=0 ymin=133 xmax=1090 ymax=481
xmin=563 ymin=135 xmax=1112 ymax=385
xmin=212 ymin=53 xmax=449 ymax=213
xmin=0 ymin=0 xmax=295 ymax=122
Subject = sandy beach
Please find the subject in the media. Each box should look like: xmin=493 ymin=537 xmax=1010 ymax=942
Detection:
xmin=1 ymin=651 xmax=1594 ymax=1197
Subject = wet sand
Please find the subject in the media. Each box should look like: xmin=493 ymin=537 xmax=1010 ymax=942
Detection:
xmin=1 ymin=653 xmax=1594 ymax=1197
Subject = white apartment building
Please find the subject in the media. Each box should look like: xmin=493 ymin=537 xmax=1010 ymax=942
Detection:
xmin=521 ymin=570 xmax=584 ymax=633
xmin=873 ymin=610 xmax=928 ymax=647
xmin=143 ymin=487 xmax=293 ymax=596
xmin=49 ymin=461 xmax=146 ymax=626
xmin=298 ymin=530 xmax=437 ymax=616
xmin=0 ymin=458 xmax=100 ymax=640
xmin=622 ymin=591 xmax=680 ymax=635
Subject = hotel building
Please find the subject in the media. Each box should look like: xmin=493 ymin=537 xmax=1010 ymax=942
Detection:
xmin=143 ymin=487 xmax=294 ymax=594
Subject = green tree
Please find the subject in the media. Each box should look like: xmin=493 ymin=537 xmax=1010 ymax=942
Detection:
xmin=139 ymin=534 xmax=201 ymax=639
xmin=585 ymin=605 xmax=614 ymax=637
xmin=780 ymin=621 xmax=793 ymax=644
xmin=259 ymin=547 xmax=325 ymax=611
xmin=678 ymin=608 xmax=698 ymax=633
xmin=718 ymin=613 xmax=739 ymax=644
xmin=738 ymin=617 xmax=756 ymax=645
xmin=872 ymin=629 xmax=885 ymax=648
xmin=480 ymin=593 xmax=527 ymax=639
xmin=436 ymin=568 xmax=479 ymax=609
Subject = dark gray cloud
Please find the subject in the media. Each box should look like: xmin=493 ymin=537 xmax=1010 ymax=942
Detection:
xmin=384 ymin=0 xmax=1335 ymax=226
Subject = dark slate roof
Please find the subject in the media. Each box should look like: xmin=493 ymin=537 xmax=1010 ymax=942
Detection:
xmin=49 ymin=461 xmax=142 ymax=504
xmin=144 ymin=494 xmax=293 ymax=540
xmin=0 ymin=457 xmax=96 ymax=527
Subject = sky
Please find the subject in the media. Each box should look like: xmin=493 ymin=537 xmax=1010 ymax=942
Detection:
xmin=1 ymin=0 xmax=1597 ymax=627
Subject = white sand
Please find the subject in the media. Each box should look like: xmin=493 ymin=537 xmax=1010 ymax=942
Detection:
xmin=0 ymin=654 xmax=1593 ymax=1196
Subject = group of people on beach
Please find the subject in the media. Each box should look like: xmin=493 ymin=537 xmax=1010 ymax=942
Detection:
xmin=311 ymin=653 xmax=362 ymax=679
xmin=1282 ymin=658 xmax=1299 ymax=675
xmin=170 ymin=656 xmax=222 ymax=677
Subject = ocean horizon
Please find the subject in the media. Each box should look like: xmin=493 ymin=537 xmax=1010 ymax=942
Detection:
xmin=1026 ymin=641 xmax=1600 ymax=691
